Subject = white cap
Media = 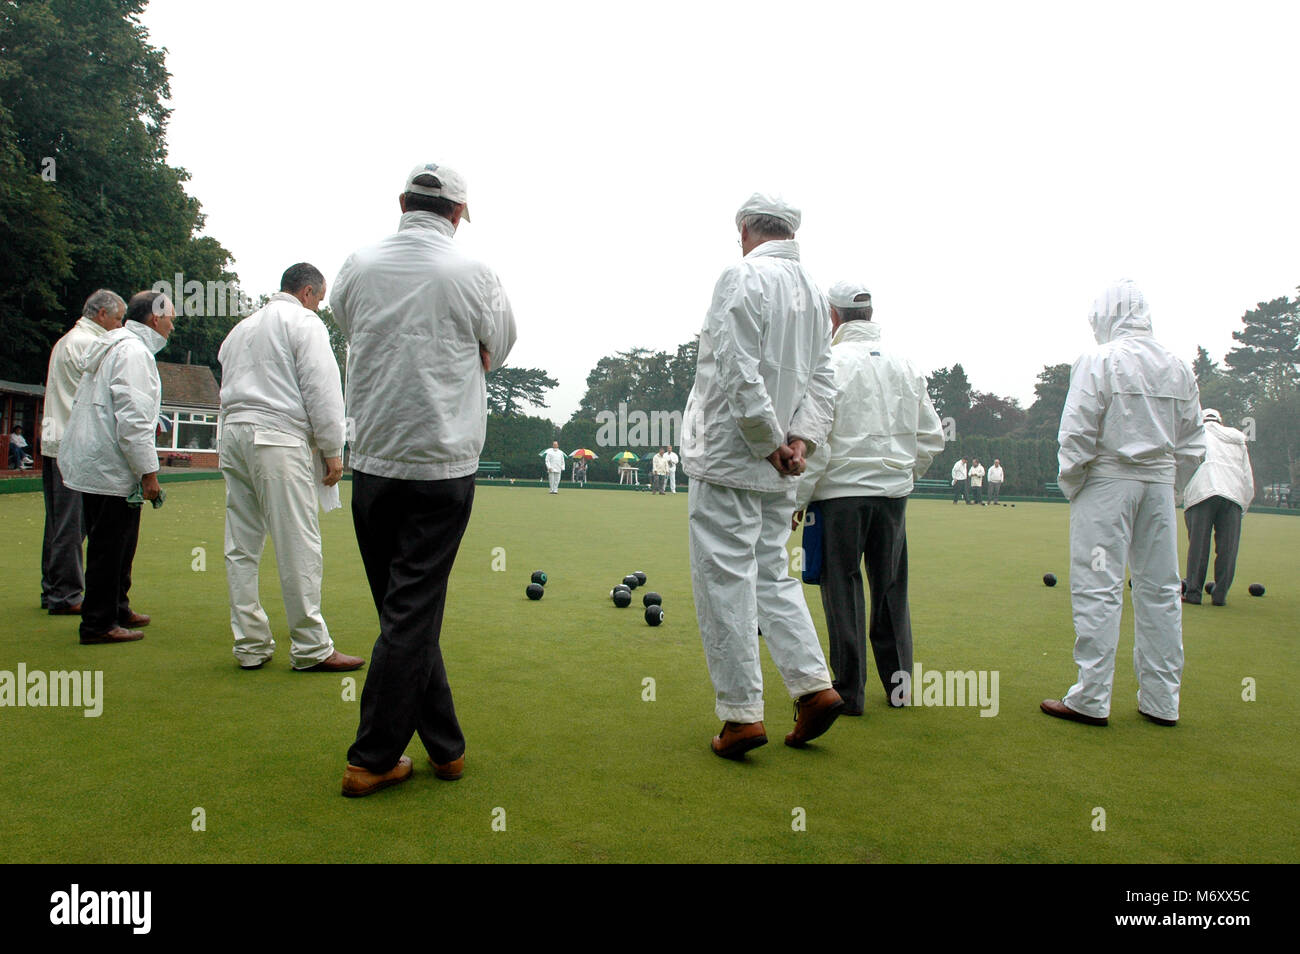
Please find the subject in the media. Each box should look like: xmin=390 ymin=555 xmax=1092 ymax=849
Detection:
xmin=735 ymin=193 xmax=801 ymax=233
xmin=1203 ymin=408 xmax=1222 ymax=423
xmin=827 ymin=280 xmax=872 ymax=310
xmin=405 ymin=162 xmax=470 ymax=221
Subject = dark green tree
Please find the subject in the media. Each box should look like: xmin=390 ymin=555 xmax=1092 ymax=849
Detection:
xmin=926 ymin=364 xmax=972 ymax=424
xmin=0 ymin=0 xmax=236 ymax=382
xmin=1223 ymin=293 xmax=1300 ymax=401
xmin=1021 ymin=363 xmax=1072 ymax=439
xmin=486 ymin=366 xmax=559 ymax=417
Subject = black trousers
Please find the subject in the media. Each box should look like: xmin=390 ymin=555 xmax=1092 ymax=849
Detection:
xmin=817 ymin=495 xmax=913 ymax=709
xmin=952 ymin=479 xmax=968 ymax=503
xmin=1183 ymin=495 xmax=1243 ymax=605
xmin=347 ymin=471 xmax=476 ymax=772
xmin=42 ymin=460 xmax=85 ymax=610
xmin=79 ymin=492 xmax=141 ymax=638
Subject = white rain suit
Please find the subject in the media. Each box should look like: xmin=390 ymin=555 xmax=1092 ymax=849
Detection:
xmin=682 ymin=239 xmax=836 ymax=723
xmin=1183 ymin=417 xmax=1254 ymax=512
xmin=544 ymin=446 xmax=566 ymax=492
xmin=58 ymin=322 xmax=165 ymax=497
xmin=951 ymin=459 xmax=967 ymax=482
xmin=43 ymin=317 xmax=114 ymax=459
xmin=794 ymin=319 xmax=945 ymax=507
xmin=331 ymin=211 xmax=517 ymax=480
xmin=1056 ymin=280 xmax=1205 ymax=722
xmin=218 ymin=292 xmax=347 ymax=668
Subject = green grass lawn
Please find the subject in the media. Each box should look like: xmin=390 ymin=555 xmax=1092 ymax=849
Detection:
xmin=0 ymin=480 xmax=1294 ymax=863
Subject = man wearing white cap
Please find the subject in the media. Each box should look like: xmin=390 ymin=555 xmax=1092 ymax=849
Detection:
xmin=793 ymin=282 xmax=945 ymax=714
xmin=1042 ymin=279 xmax=1204 ymax=729
xmin=682 ymin=193 xmax=841 ymax=759
xmin=1181 ymin=408 xmax=1254 ymax=606
xmin=332 ymin=162 xmax=517 ymax=796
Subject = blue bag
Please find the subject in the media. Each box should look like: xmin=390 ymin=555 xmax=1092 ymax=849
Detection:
xmin=800 ymin=501 xmax=824 ymax=585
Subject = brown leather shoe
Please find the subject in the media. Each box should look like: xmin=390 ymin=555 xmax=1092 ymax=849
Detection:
xmin=1139 ymin=709 xmax=1177 ymax=727
xmin=429 ymin=754 xmax=465 ymax=780
xmin=711 ymin=721 xmax=767 ymax=760
xmin=119 ymin=611 xmax=150 ymax=627
xmin=296 ymin=650 xmax=365 ymax=672
xmin=341 ymin=756 xmax=412 ymax=797
xmin=785 ymin=688 xmax=845 ymax=747
xmin=49 ymin=603 xmax=83 ymax=616
xmin=1040 ymin=698 xmax=1108 ymax=726
xmin=80 ymin=627 xmax=144 ymax=645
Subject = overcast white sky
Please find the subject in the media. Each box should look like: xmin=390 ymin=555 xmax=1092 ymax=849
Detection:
xmin=142 ymin=0 xmax=1300 ymax=423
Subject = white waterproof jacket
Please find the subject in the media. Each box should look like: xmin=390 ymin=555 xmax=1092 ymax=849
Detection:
xmin=951 ymin=459 xmax=967 ymax=482
xmin=1057 ymin=281 xmax=1205 ymax=501
xmin=970 ymin=463 xmax=985 ymax=487
xmin=988 ymin=464 xmax=1004 ymax=483
xmin=58 ymin=322 xmax=165 ymax=497
xmin=795 ymin=320 xmax=944 ymax=507
xmin=544 ymin=447 xmax=566 ymax=474
xmin=682 ymin=240 xmax=835 ymax=493
xmin=42 ymin=317 xmax=114 ymax=458
xmin=218 ymin=293 xmax=346 ymax=456
xmin=1183 ymin=419 xmax=1255 ymax=512
xmin=331 ymin=212 xmax=517 ymax=480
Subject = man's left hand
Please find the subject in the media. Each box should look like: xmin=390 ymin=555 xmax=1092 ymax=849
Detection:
xmin=479 ymin=344 xmax=491 ymax=372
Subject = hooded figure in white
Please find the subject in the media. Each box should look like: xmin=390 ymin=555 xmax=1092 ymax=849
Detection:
xmin=1181 ymin=409 xmax=1254 ymax=605
xmin=1046 ymin=280 xmax=1205 ymax=727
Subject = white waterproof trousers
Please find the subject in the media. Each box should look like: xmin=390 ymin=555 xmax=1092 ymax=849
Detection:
xmin=688 ymin=479 xmax=832 ymax=723
xmin=1063 ymin=476 xmax=1183 ymax=722
xmin=221 ymin=422 xmax=335 ymax=668
xmin=548 ymin=472 xmax=561 ymax=493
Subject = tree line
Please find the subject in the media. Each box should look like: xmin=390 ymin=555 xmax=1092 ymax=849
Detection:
xmin=486 ymin=294 xmax=1299 ymax=498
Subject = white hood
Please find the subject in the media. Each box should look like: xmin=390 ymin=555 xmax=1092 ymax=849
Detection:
xmin=1089 ymin=279 xmax=1153 ymax=344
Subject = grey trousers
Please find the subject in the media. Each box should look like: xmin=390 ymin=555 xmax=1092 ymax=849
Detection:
xmin=41 ymin=459 xmax=85 ymax=610
xmin=817 ymin=495 xmax=912 ymax=710
xmin=1184 ymin=496 xmax=1243 ymax=605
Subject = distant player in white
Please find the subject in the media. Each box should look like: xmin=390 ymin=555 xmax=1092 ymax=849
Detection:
xmin=544 ymin=441 xmax=566 ymax=493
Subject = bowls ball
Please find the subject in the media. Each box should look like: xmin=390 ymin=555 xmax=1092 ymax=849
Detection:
xmin=645 ymin=605 xmax=664 ymax=626
xmin=531 ymin=570 xmax=547 ymax=585
xmin=526 ymin=583 xmax=544 ymax=601
xmin=1043 ymin=573 xmax=1057 ymax=587
xmin=642 ymin=591 xmax=662 ymax=608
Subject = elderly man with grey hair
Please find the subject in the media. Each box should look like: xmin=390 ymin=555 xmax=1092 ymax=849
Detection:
xmin=59 ymin=290 xmax=175 ymax=644
xmin=40 ymin=289 xmax=126 ymax=616
xmin=682 ymin=193 xmax=840 ymax=759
